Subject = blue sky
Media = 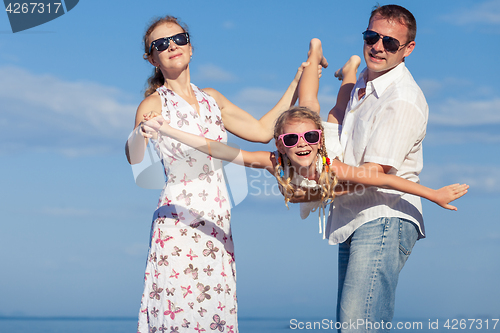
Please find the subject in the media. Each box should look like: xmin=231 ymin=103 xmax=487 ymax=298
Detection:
xmin=1 ymin=0 xmax=499 ymax=322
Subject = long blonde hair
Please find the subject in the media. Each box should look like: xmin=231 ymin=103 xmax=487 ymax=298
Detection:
xmin=273 ymin=107 xmax=337 ymax=207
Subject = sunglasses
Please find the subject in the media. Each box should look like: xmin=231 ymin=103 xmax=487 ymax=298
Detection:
xmin=278 ymin=130 xmax=322 ymax=148
xmin=362 ymin=30 xmax=409 ymax=53
xmin=148 ymin=32 xmax=190 ymax=55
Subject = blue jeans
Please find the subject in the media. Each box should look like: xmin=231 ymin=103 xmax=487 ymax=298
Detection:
xmin=336 ymin=217 xmax=418 ymax=332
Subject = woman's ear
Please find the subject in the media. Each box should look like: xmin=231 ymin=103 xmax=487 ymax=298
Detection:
xmin=147 ymin=54 xmax=159 ymax=67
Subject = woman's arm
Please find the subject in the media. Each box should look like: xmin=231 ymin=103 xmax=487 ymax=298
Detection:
xmin=330 ymin=160 xmax=469 ymax=210
xmin=142 ymin=116 xmax=275 ymax=171
xmin=125 ymin=93 xmax=162 ymax=164
xmin=204 ymin=64 xmax=311 ymax=144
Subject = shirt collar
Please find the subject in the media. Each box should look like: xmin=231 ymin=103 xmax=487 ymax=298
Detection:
xmin=361 ymin=62 xmax=406 ymax=99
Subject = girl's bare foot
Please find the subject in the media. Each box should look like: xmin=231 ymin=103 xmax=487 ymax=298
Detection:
xmin=334 ymin=55 xmax=361 ymax=81
xmin=309 ymin=38 xmax=328 ymax=68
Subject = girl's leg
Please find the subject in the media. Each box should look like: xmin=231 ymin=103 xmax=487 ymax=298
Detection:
xmin=298 ymin=38 xmax=328 ymax=114
xmin=327 ymin=55 xmax=361 ymax=124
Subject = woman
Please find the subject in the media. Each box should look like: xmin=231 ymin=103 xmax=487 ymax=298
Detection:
xmin=126 ymin=16 xmax=305 ymax=332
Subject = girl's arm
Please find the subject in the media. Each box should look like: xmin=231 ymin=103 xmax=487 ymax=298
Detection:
xmin=142 ymin=116 xmax=275 ymax=171
xmin=330 ymin=160 xmax=469 ymax=210
xmin=204 ymin=63 xmax=312 ymax=144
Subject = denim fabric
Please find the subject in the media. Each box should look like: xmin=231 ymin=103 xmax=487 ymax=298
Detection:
xmin=336 ymin=217 xmax=418 ymax=332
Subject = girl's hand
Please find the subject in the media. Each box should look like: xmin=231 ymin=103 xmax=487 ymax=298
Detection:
xmin=433 ymin=183 xmax=469 ymax=210
xmin=140 ymin=115 xmax=166 ymax=138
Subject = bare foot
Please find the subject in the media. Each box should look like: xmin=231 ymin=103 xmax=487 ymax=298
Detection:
xmin=334 ymin=55 xmax=361 ymax=81
xmin=308 ymin=38 xmax=328 ymax=68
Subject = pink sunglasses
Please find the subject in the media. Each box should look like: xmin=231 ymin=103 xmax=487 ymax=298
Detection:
xmin=278 ymin=130 xmax=322 ymax=148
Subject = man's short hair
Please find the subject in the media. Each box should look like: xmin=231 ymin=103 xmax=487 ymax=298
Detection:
xmin=369 ymin=4 xmax=417 ymax=43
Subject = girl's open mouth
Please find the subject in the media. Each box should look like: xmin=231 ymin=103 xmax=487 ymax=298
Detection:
xmin=296 ymin=151 xmax=311 ymax=156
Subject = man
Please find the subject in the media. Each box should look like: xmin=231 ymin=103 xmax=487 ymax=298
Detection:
xmin=326 ymin=5 xmax=428 ymax=332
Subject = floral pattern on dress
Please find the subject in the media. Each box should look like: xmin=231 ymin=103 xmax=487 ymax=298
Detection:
xmin=137 ymin=84 xmax=237 ymax=333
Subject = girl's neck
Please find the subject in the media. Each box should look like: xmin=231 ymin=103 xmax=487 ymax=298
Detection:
xmin=292 ymin=156 xmax=318 ymax=180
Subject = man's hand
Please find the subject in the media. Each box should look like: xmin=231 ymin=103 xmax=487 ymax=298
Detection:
xmin=288 ymin=184 xmax=323 ymax=203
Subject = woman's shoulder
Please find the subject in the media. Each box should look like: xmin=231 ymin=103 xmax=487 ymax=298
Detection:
xmin=200 ymin=87 xmax=223 ymax=100
xmin=200 ymin=87 xmax=229 ymax=102
xmin=200 ymin=87 xmax=217 ymax=95
xmin=198 ymin=87 xmax=229 ymax=111
xmin=137 ymin=92 xmax=162 ymax=115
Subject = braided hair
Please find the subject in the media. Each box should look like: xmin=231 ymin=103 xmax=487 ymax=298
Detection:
xmin=273 ymin=106 xmax=337 ymax=207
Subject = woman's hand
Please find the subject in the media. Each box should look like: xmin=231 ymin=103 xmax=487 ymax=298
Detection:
xmin=143 ymin=111 xmax=161 ymax=121
xmin=293 ymin=62 xmax=323 ymax=83
xmin=433 ymin=183 xmax=469 ymax=210
xmin=290 ymin=62 xmax=323 ymax=107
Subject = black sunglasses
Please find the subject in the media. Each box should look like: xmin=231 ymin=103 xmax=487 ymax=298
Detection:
xmin=148 ymin=32 xmax=190 ymax=55
xmin=362 ymin=30 xmax=409 ymax=53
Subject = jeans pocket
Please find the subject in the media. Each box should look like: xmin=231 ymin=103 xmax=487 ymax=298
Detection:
xmin=399 ymin=220 xmax=418 ymax=256
xmin=399 ymin=243 xmax=411 ymax=256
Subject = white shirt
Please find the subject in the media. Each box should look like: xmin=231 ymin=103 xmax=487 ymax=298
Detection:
xmin=326 ymin=62 xmax=429 ymax=245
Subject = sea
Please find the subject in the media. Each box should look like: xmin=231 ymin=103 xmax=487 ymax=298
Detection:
xmin=0 ymin=316 xmax=496 ymax=332
xmin=0 ymin=317 xmax=290 ymax=333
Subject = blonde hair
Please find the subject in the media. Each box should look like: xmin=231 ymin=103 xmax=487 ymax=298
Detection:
xmin=273 ymin=106 xmax=337 ymax=207
xmin=142 ymin=16 xmax=190 ymax=97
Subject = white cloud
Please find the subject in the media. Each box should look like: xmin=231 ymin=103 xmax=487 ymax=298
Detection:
xmin=429 ymin=97 xmax=500 ymax=126
xmin=420 ymin=164 xmax=500 ymax=193
xmin=10 ymin=64 xmax=497 ymax=158
xmin=0 ymin=66 xmax=137 ymax=155
xmin=40 ymin=205 xmax=148 ymax=220
xmin=418 ymin=79 xmax=444 ymax=97
xmin=41 ymin=207 xmax=92 ymax=217
xmin=229 ymin=85 xmax=338 ymax=121
xmin=425 ymin=130 xmax=500 ymax=145
xmin=418 ymin=77 xmax=500 ymax=144
xmin=231 ymin=87 xmax=285 ymax=118
xmin=223 ymin=21 xmax=235 ymax=29
xmin=318 ymin=89 xmax=337 ymax=112
xmin=485 ymin=233 xmax=500 ymax=240
xmin=0 ymin=66 xmax=135 ymax=130
xmin=123 ymin=243 xmax=147 ymax=257
xmin=0 ymin=65 xmax=285 ymax=156
xmin=418 ymin=77 xmax=473 ymax=98
xmin=194 ymin=63 xmax=236 ymax=82
xmin=442 ymin=0 xmax=500 ymax=25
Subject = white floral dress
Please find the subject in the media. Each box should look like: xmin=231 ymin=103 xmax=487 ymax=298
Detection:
xmin=137 ymin=84 xmax=237 ymax=333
